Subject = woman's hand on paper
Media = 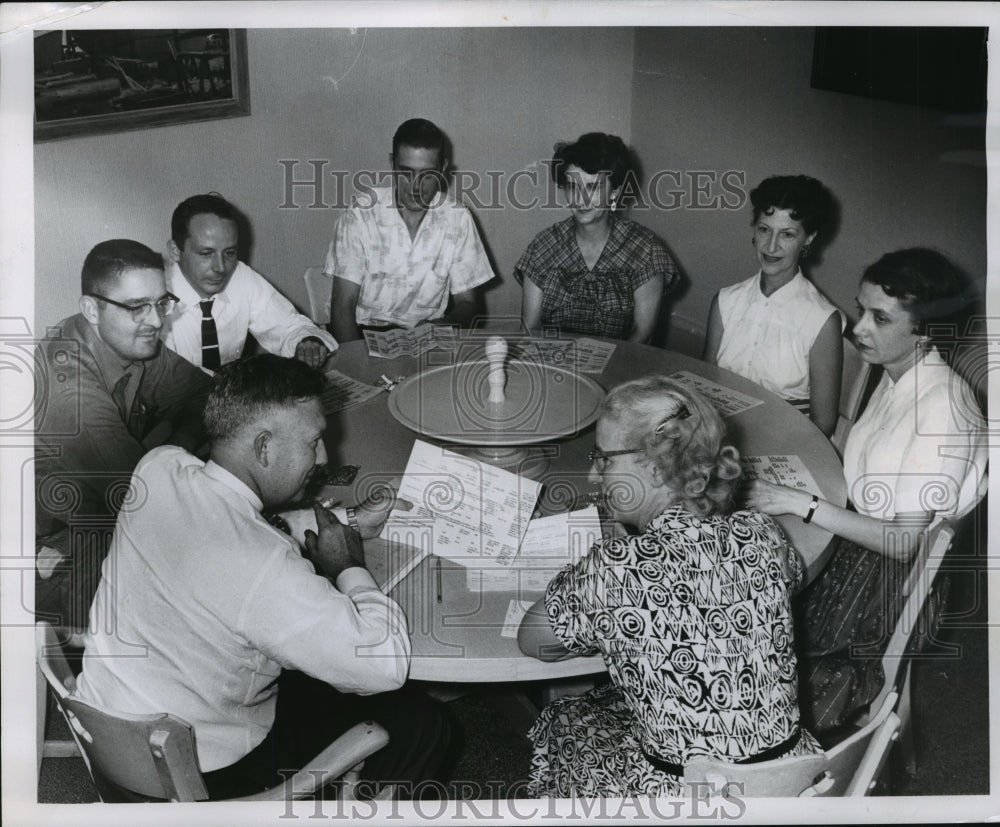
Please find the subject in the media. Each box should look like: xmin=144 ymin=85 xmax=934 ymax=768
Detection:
xmin=744 ymin=479 xmax=810 ymax=518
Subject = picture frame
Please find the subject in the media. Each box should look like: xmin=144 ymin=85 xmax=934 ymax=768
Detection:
xmin=34 ymin=28 xmax=250 ymax=142
xmin=810 ymin=26 xmax=988 ymax=113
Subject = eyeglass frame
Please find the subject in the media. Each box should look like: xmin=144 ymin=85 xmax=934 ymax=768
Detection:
xmin=587 ymin=446 xmax=643 ymax=473
xmin=588 ymin=403 xmax=692 ymax=473
xmin=84 ymin=291 xmax=180 ymax=322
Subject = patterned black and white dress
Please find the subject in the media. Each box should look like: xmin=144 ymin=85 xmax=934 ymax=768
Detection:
xmin=527 ymin=506 xmax=819 ymax=797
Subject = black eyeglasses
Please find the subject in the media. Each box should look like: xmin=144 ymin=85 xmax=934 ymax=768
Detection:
xmin=588 ymin=446 xmax=642 ymax=474
xmin=589 ymin=404 xmax=691 ymax=473
xmin=85 ymin=292 xmax=179 ymax=322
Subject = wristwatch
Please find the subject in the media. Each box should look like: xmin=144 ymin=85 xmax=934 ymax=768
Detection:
xmin=345 ymin=506 xmax=361 ymax=535
xmin=803 ymin=495 xmax=819 ymax=524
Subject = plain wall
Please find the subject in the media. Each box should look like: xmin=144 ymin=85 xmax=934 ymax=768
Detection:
xmin=35 ymin=27 xmax=986 ymax=353
xmin=629 ymin=27 xmax=987 ymax=355
xmin=34 ymin=27 xmax=635 ymax=330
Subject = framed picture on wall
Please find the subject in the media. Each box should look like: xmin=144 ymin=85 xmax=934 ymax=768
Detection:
xmin=34 ymin=28 xmax=250 ymax=142
xmin=811 ymin=27 xmax=988 ymax=113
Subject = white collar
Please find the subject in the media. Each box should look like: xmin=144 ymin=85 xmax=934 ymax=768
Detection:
xmin=203 ymin=460 xmax=263 ymax=512
xmin=166 ymin=259 xmax=234 ymax=309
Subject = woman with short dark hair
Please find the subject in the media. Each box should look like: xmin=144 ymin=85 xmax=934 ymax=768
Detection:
xmin=704 ymin=174 xmax=843 ymax=435
xmin=747 ymin=247 xmax=987 ymax=732
xmin=516 ymin=133 xmax=679 ymax=343
xmin=517 ymin=377 xmax=817 ymax=797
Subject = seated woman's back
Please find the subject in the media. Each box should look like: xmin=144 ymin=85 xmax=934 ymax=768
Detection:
xmin=548 ymin=505 xmax=802 ymax=762
xmin=519 ymin=377 xmax=817 ymax=797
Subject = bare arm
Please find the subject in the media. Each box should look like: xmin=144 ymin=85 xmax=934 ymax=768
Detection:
xmin=520 ymin=278 xmax=545 ymax=336
xmin=628 ymin=276 xmax=664 ymax=343
xmin=703 ymin=293 xmax=724 ymax=363
xmin=808 ymin=312 xmax=843 ymax=437
xmin=435 ymin=288 xmax=480 ymax=328
xmin=329 ymin=277 xmax=362 ymax=343
xmin=516 ymin=597 xmax=576 ymax=662
xmin=745 ymin=479 xmax=932 ymax=563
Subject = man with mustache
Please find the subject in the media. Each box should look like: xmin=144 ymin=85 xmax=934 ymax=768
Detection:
xmin=74 ymin=355 xmax=450 ymax=798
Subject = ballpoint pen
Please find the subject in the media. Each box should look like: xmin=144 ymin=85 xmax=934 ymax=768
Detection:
xmin=436 ymin=556 xmax=443 ymax=603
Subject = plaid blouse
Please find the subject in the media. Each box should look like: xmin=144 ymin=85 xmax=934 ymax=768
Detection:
xmin=514 ymin=216 xmax=679 ymax=339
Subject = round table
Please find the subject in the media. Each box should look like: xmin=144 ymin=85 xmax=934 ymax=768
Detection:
xmin=322 ymin=336 xmax=846 ymax=683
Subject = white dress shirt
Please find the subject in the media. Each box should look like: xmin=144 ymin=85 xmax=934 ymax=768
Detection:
xmin=843 ymin=347 xmax=987 ymax=520
xmin=162 ymin=260 xmax=338 ymax=373
xmin=75 ymin=446 xmax=410 ymax=772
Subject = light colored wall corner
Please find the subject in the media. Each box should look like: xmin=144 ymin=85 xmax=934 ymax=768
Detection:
xmin=629 ymin=27 xmax=986 ymax=338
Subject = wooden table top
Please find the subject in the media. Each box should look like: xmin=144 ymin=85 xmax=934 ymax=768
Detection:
xmin=321 ymin=335 xmax=845 ymax=683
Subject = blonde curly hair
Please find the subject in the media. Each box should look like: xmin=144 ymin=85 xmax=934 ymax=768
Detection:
xmin=601 ymin=376 xmax=743 ymax=517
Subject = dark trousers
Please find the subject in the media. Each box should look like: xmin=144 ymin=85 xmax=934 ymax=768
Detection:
xmin=202 ymin=671 xmax=452 ymax=800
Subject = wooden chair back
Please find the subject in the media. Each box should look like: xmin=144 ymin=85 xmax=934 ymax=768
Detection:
xmin=831 ymin=336 xmax=873 ymax=456
xmin=36 ymin=622 xmax=207 ymax=801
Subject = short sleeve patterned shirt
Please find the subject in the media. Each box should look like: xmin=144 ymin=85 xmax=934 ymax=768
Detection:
xmin=514 ymin=217 xmax=678 ymax=339
xmin=544 ymin=506 xmax=804 ymax=764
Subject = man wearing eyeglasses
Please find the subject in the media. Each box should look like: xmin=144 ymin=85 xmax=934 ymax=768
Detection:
xmin=35 ymin=239 xmax=211 ymax=629
xmin=163 ymin=193 xmax=337 ymax=373
xmin=325 ymin=118 xmax=494 ymax=342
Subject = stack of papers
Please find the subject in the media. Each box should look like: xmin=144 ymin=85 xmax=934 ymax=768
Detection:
xmin=380 ymin=439 xmax=541 ymax=592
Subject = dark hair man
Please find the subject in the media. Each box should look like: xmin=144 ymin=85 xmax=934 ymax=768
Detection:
xmin=35 ymin=239 xmax=211 ymax=629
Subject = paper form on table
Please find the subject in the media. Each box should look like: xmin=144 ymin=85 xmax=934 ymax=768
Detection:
xmin=363 ymin=324 xmax=457 ymax=359
xmin=380 ymin=439 xmax=541 ymax=572
xmin=742 ymin=454 xmax=821 ymax=494
xmin=518 ymin=337 xmax=615 ymax=373
xmin=320 ymin=369 xmax=384 ymax=414
xmin=468 ymin=505 xmax=602 ymax=592
xmin=669 ymin=371 xmax=764 ymax=417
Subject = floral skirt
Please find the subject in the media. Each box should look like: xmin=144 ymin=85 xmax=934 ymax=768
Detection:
xmin=526 ymin=683 xmax=819 ymax=798
xmin=795 ymin=536 xmax=943 ymax=732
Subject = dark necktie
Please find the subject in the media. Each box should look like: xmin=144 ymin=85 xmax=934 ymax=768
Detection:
xmin=263 ymin=512 xmax=292 ymax=535
xmin=200 ymin=300 xmax=221 ymax=371
xmin=111 ymin=372 xmax=150 ymax=441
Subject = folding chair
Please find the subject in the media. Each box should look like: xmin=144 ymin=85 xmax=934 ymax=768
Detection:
xmin=854 ymin=520 xmax=957 ymax=774
xmin=684 ymin=691 xmax=900 ymax=797
xmin=36 ymin=621 xmax=391 ymax=802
